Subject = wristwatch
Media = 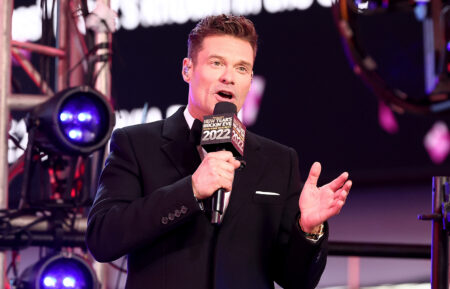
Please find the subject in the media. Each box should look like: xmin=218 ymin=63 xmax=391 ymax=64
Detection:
xmin=301 ymin=223 xmax=324 ymax=241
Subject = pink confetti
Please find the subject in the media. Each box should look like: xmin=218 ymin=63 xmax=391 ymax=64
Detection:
xmin=378 ymin=100 xmax=399 ymax=134
xmin=240 ymin=75 xmax=265 ymax=127
xmin=424 ymin=121 xmax=450 ymax=164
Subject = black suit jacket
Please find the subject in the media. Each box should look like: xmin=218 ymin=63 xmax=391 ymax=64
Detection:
xmin=86 ymin=107 xmax=328 ymax=289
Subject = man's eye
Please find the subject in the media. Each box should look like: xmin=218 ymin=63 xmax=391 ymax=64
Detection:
xmin=237 ymin=66 xmax=249 ymax=73
xmin=212 ymin=61 xmax=222 ymax=66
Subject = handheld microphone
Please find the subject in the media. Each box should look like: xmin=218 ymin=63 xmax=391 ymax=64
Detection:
xmin=200 ymin=102 xmax=246 ymax=224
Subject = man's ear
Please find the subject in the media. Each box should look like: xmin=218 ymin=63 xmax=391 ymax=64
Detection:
xmin=182 ymin=58 xmax=192 ymax=82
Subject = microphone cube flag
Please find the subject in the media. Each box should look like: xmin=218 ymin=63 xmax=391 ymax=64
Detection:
xmin=200 ymin=113 xmax=245 ymax=157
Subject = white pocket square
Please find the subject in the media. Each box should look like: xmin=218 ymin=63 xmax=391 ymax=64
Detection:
xmin=255 ymin=191 xmax=280 ymax=196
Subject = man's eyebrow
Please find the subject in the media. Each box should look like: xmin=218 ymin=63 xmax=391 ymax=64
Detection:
xmin=237 ymin=60 xmax=253 ymax=69
xmin=208 ymin=54 xmax=225 ymax=61
xmin=209 ymin=55 xmax=253 ymax=68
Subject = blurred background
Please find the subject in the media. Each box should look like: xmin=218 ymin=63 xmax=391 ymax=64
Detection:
xmin=4 ymin=0 xmax=450 ymax=288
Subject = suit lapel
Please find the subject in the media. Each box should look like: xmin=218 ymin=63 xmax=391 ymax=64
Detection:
xmin=161 ymin=107 xmax=201 ymax=177
xmin=160 ymin=109 xmax=266 ymax=225
xmin=221 ymin=132 xmax=266 ymax=225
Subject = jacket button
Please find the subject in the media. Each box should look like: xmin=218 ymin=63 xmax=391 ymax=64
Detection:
xmin=161 ymin=217 xmax=168 ymax=224
xmin=180 ymin=206 xmax=188 ymax=214
xmin=174 ymin=210 xmax=181 ymax=217
xmin=168 ymin=213 xmax=175 ymax=221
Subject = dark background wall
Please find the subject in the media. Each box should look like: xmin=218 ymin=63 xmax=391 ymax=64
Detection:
xmin=111 ymin=4 xmax=450 ymax=185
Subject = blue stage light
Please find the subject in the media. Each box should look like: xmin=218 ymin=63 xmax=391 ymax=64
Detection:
xmin=62 ymin=277 xmax=76 ymax=288
xmin=59 ymin=112 xmax=73 ymax=123
xmin=19 ymin=253 xmax=99 ymax=289
xmin=77 ymin=112 xmax=92 ymax=122
xmin=68 ymin=129 xmax=83 ymax=141
xmin=42 ymin=276 xmax=56 ymax=287
xmin=58 ymin=95 xmax=102 ymax=145
xmin=30 ymin=86 xmax=115 ymax=155
xmin=40 ymin=259 xmax=85 ymax=289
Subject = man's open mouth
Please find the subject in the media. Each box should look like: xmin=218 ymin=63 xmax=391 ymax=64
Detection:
xmin=217 ymin=91 xmax=233 ymax=99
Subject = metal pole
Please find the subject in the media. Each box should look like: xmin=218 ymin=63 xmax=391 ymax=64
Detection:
xmin=8 ymin=94 xmax=51 ymax=110
xmin=94 ymin=24 xmax=112 ymax=96
xmin=93 ymin=1 xmax=112 ymax=288
xmin=11 ymin=47 xmax=54 ymax=95
xmin=55 ymin=0 xmax=69 ymax=92
xmin=329 ymin=241 xmax=431 ymax=259
xmin=0 ymin=0 xmax=13 ymax=287
xmin=431 ymin=176 xmax=449 ymax=289
xmin=11 ymin=40 xmax=66 ymax=57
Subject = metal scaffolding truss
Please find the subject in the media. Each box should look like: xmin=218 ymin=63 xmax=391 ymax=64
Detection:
xmin=0 ymin=0 xmax=112 ymax=288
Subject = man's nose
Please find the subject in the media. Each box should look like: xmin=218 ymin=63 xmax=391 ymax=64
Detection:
xmin=219 ymin=67 xmax=235 ymax=85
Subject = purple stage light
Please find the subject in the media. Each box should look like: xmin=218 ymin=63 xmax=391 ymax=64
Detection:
xmin=77 ymin=112 xmax=92 ymax=122
xmin=68 ymin=129 xmax=83 ymax=141
xmin=36 ymin=255 xmax=93 ymax=289
xmin=42 ymin=276 xmax=57 ymax=288
xmin=62 ymin=276 xmax=76 ymax=288
xmin=59 ymin=112 xmax=73 ymax=122
xmin=414 ymin=3 xmax=427 ymax=21
xmin=30 ymin=86 xmax=115 ymax=155
xmin=58 ymin=93 xmax=106 ymax=146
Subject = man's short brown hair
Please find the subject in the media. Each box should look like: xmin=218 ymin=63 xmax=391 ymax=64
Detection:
xmin=187 ymin=14 xmax=258 ymax=62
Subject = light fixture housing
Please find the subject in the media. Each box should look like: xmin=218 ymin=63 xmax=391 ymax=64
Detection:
xmin=18 ymin=253 xmax=100 ymax=289
xmin=29 ymin=86 xmax=115 ymax=155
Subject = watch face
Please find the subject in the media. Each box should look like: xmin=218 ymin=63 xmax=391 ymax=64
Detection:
xmin=303 ymin=224 xmax=324 ymax=241
xmin=304 ymin=232 xmax=319 ymax=240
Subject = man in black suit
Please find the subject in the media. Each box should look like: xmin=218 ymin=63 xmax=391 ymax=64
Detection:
xmin=86 ymin=15 xmax=351 ymax=289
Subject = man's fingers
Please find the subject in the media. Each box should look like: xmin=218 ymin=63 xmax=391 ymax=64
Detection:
xmin=218 ymin=166 xmax=235 ymax=182
xmin=193 ymin=152 xmax=239 ymax=198
xmin=333 ymin=180 xmax=351 ymax=201
xmin=214 ymin=160 xmax=239 ymax=176
xmin=206 ymin=152 xmax=241 ymax=169
xmin=215 ymin=166 xmax=235 ymax=191
xmin=328 ymin=172 xmax=349 ymax=191
xmin=231 ymin=159 xmax=241 ymax=169
xmin=207 ymin=151 xmax=235 ymax=161
xmin=325 ymin=198 xmax=346 ymax=218
xmin=334 ymin=189 xmax=348 ymax=203
xmin=305 ymin=162 xmax=321 ymax=186
xmin=343 ymin=180 xmax=352 ymax=192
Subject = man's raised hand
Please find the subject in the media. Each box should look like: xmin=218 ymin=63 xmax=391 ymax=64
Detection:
xmin=299 ymin=162 xmax=352 ymax=233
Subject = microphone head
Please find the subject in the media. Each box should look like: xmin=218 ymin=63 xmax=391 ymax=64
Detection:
xmin=213 ymin=102 xmax=237 ymax=115
xmin=201 ymin=102 xmax=245 ymax=157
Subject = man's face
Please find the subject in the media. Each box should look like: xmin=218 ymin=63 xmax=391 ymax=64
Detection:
xmin=183 ymin=35 xmax=254 ymax=121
